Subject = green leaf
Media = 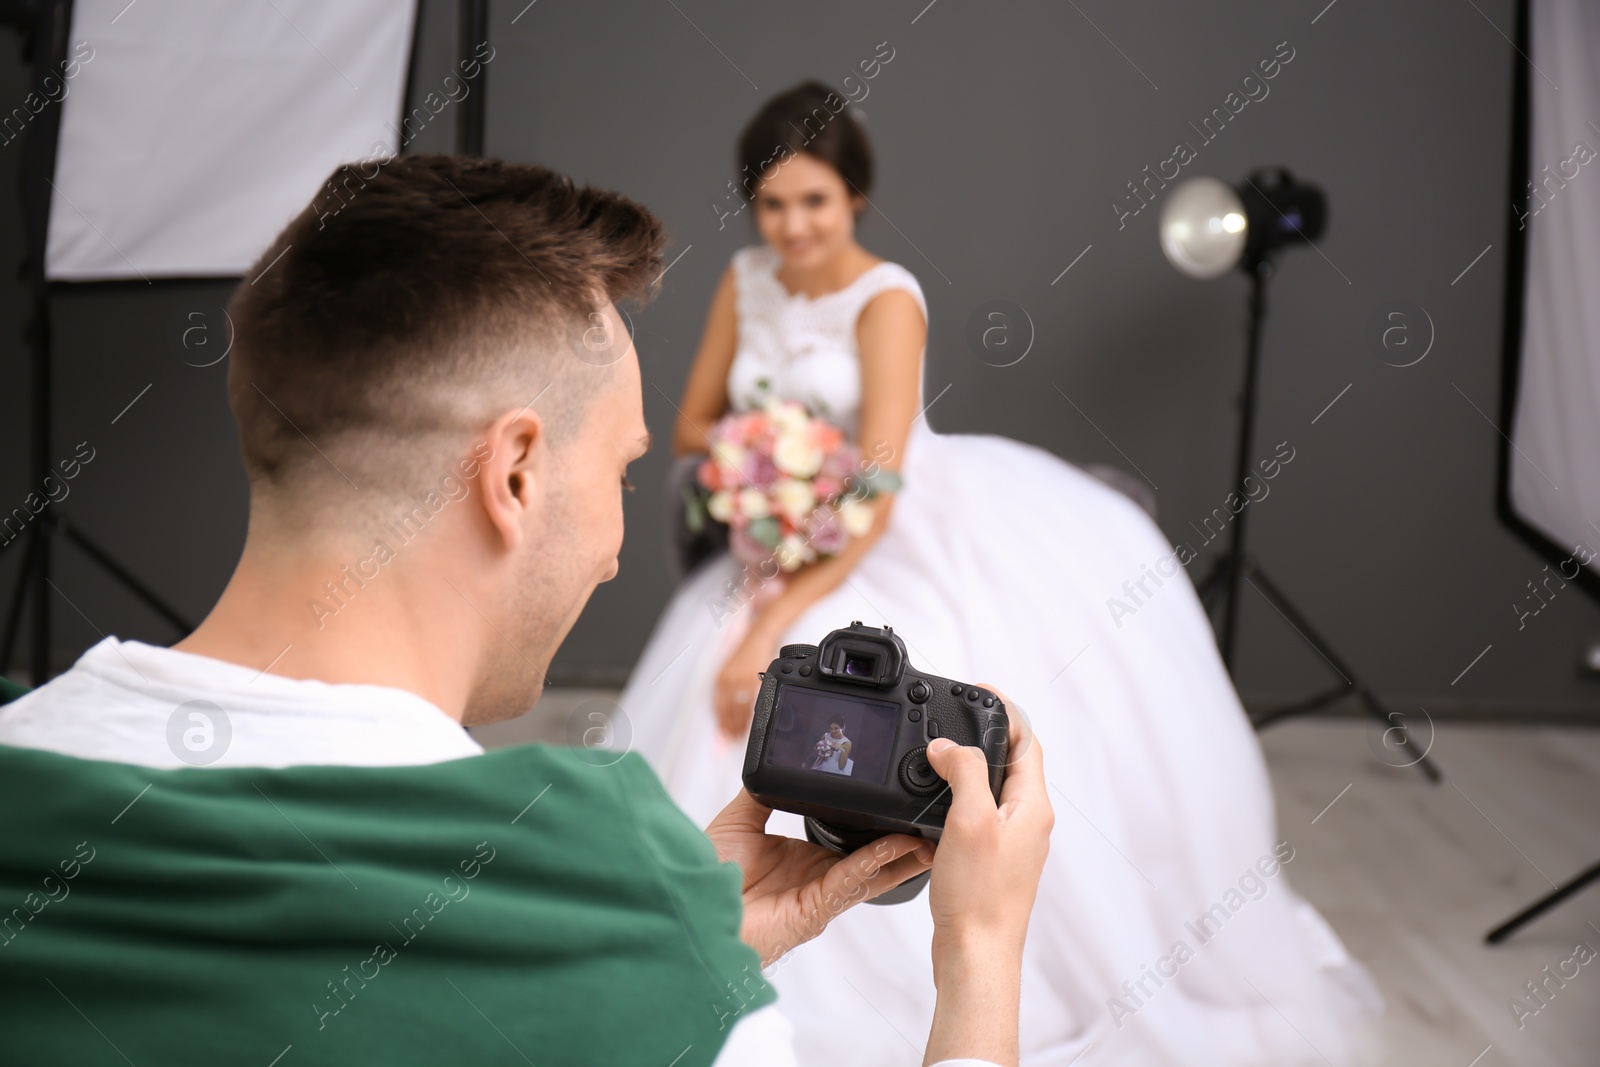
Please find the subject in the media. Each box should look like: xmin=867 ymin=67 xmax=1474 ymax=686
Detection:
xmin=746 ymin=516 xmax=781 ymax=548
xmin=855 ymin=468 xmax=904 ymax=498
xmin=682 ymin=486 xmax=706 ymax=534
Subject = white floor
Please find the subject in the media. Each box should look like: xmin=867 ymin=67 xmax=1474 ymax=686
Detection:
xmin=1257 ymin=717 xmax=1600 ymax=1067
xmin=473 ymin=702 xmax=1600 ymax=1067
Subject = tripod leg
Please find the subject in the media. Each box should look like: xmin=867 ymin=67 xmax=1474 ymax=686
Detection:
xmin=1198 ymin=554 xmax=1231 ymax=610
xmin=30 ymin=510 xmax=49 ymax=686
xmin=1355 ymin=686 xmax=1442 ymax=783
xmin=51 ymin=516 xmax=195 ymax=635
xmin=0 ymin=522 xmax=31 ymax=558
xmin=1486 ymin=860 xmax=1600 ymax=944
xmin=1243 ymin=561 xmax=1443 ymax=784
xmin=1249 ymin=683 xmax=1352 ymax=730
xmin=0 ymin=525 xmax=43 ymax=675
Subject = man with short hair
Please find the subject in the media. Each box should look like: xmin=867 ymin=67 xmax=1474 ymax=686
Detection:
xmin=0 ymin=154 xmax=1052 ymax=1066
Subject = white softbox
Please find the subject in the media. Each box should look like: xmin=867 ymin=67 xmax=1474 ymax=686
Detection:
xmin=45 ymin=0 xmax=416 ymax=281
xmin=1504 ymin=0 xmax=1600 ymax=579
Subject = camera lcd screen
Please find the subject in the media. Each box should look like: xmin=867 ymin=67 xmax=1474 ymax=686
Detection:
xmin=764 ymin=684 xmax=900 ymax=784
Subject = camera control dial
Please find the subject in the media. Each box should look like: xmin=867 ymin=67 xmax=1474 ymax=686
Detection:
xmin=899 ymin=747 xmax=945 ymax=796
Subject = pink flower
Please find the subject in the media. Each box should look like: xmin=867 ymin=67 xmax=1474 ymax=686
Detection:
xmin=744 ymin=451 xmax=779 ymax=491
xmin=701 ymin=406 xmax=865 ymax=568
xmin=819 ymin=445 xmax=858 ymax=481
xmin=812 ymin=422 xmax=844 ymax=452
xmin=728 ymin=524 xmax=770 ymax=569
xmin=804 ymin=505 xmax=847 ymax=555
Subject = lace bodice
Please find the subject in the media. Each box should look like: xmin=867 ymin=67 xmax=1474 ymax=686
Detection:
xmin=725 ymin=244 xmax=928 ymax=440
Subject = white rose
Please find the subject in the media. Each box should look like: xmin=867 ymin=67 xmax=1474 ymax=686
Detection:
xmin=839 ymin=497 xmax=874 ymax=537
xmin=773 ymin=478 xmax=816 ymax=523
xmin=766 ymin=398 xmax=809 ymax=435
xmin=772 ymin=432 xmax=824 ymax=478
xmin=775 ymin=533 xmax=808 ymax=571
xmin=737 ymin=487 xmax=770 ymax=520
xmin=711 ymin=442 xmax=746 ymax=477
xmin=707 ymin=490 xmax=736 ymax=523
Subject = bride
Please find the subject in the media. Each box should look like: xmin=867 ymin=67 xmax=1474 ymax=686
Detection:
xmin=620 ymin=80 xmax=1378 ymax=1066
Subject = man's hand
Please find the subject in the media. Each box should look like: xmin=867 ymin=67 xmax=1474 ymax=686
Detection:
xmin=923 ymin=686 xmax=1052 ymax=955
xmin=704 ymin=790 xmax=932 ymax=967
xmin=919 ymin=685 xmax=1053 ymax=1067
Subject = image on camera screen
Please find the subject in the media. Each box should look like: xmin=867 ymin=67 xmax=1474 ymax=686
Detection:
xmin=763 ymin=684 xmax=900 ymax=784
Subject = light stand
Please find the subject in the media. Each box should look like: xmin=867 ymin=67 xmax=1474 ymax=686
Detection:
xmin=0 ymin=0 xmax=445 ymax=686
xmin=1481 ymin=0 xmax=1598 ymax=944
xmin=0 ymin=0 xmax=195 ymax=685
xmin=1162 ymin=168 xmax=1441 ymax=783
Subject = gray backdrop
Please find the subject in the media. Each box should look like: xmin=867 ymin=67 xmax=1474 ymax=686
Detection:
xmin=3 ymin=0 xmax=1597 ymax=718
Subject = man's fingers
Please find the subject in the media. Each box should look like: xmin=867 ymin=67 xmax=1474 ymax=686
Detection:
xmin=706 ymin=788 xmax=772 ymax=837
xmin=864 ymin=850 xmax=934 ymax=901
xmin=975 ymin=683 xmax=1045 ymax=810
xmin=836 ymin=833 xmax=930 ymax=904
xmin=838 ymin=833 xmax=923 ymax=884
xmin=925 ymin=738 xmax=1000 ymax=822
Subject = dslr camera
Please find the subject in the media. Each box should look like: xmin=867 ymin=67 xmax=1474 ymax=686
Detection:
xmin=742 ymin=621 xmax=1009 ymax=903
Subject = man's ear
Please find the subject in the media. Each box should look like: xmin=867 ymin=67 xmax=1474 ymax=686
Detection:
xmin=477 ymin=407 xmax=546 ymax=551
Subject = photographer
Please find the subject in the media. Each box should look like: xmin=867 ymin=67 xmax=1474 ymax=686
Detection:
xmin=0 ymin=154 xmax=1051 ymax=1066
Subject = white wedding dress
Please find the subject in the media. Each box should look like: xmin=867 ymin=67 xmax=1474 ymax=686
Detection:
xmin=620 ymin=243 xmax=1380 ymax=1066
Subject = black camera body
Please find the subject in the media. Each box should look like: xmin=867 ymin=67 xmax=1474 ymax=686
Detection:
xmin=742 ymin=622 xmax=1009 ymax=902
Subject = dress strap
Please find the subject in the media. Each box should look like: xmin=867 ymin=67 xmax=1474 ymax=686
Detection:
xmin=729 ymin=244 xmax=773 ymax=324
xmin=730 ymin=243 xmax=765 ymax=285
xmin=849 ymin=262 xmax=928 ymax=325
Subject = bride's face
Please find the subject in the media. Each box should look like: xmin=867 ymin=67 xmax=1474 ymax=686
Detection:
xmin=753 ymin=152 xmax=867 ymax=273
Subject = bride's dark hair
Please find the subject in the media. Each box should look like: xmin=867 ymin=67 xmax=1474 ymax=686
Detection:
xmin=736 ymin=79 xmax=873 ymax=216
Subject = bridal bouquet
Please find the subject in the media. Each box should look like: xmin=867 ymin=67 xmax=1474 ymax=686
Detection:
xmin=686 ymin=398 xmax=899 ymax=573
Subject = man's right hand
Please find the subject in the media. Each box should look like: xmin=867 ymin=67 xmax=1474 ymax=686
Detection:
xmin=919 ymin=687 xmax=1053 ymax=1067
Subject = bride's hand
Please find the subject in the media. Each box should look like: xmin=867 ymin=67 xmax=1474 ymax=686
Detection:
xmin=714 ymin=629 xmax=778 ymax=740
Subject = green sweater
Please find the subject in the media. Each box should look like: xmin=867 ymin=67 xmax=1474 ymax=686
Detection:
xmin=0 ymin=741 xmax=776 ymax=1065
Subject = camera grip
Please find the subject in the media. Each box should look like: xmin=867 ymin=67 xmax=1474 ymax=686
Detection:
xmin=918 ymin=684 xmax=1009 ymax=804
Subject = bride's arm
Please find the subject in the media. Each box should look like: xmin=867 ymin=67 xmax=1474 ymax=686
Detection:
xmin=746 ymin=288 xmax=927 ymax=643
xmin=672 ymin=263 xmax=740 ymax=457
xmin=711 ymin=287 xmax=927 ymax=738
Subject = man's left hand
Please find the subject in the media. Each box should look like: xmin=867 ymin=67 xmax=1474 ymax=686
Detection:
xmin=704 ymin=790 xmax=933 ymax=967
